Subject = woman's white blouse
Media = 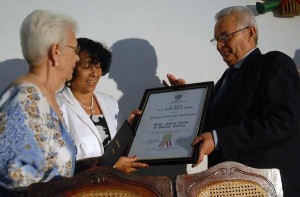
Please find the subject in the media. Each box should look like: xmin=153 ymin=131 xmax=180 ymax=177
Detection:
xmin=56 ymin=86 xmax=119 ymax=161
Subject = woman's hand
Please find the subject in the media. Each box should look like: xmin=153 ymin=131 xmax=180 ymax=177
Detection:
xmin=127 ymin=109 xmax=142 ymax=126
xmin=114 ymin=156 xmax=149 ymax=173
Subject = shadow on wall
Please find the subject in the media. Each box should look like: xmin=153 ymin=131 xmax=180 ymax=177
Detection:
xmin=109 ymin=38 xmax=162 ymax=122
xmin=246 ymin=5 xmax=260 ymax=16
xmin=293 ymin=49 xmax=300 ymax=75
xmin=109 ymin=38 xmax=187 ymax=185
xmin=0 ymin=59 xmax=28 ymax=95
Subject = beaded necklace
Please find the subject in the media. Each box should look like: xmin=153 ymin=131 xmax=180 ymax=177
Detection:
xmin=78 ymin=94 xmax=94 ymax=114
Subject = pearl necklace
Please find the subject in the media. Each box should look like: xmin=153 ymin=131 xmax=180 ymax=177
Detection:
xmin=78 ymin=94 xmax=94 ymax=114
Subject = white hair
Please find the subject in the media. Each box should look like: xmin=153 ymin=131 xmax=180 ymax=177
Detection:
xmin=20 ymin=9 xmax=78 ymax=66
xmin=215 ymin=6 xmax=258 ymax=44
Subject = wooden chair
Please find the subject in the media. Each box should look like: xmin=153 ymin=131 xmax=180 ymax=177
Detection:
xmin=175 ymin=161 xmax=283 ymax=197
xmin=27 ymin=166 xmax=173 ymax=197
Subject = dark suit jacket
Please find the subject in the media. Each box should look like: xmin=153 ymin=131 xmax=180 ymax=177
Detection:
xmin=205 ymin=48 xmax=300 ymax=196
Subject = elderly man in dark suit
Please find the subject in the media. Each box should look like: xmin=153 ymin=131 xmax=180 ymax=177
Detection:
xmin=167 ymin=6 xmax=300 ymax=196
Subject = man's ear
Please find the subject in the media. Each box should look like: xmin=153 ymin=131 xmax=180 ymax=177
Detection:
xmin=248 ymin=26 xmax=256 ymax=42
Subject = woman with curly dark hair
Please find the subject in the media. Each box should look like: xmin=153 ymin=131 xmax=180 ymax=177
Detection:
xmin=56 ymin=38 xmax=148 ymax=174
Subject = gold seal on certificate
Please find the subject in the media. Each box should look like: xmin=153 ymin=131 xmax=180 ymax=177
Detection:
xmin=126 ymin=81 xmax=214 ymax=165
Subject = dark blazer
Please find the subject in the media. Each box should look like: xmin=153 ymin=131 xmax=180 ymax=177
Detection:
xmin=205 ymin=48 xmax=300 ymax=196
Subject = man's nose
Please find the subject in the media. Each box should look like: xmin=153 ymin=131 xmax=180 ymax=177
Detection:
xmin=217 ymin=40 xmax=225 ymax=49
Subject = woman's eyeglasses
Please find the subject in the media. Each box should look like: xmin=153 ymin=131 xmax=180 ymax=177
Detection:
xmin=61 ymin=45 xmax=80 ymax=55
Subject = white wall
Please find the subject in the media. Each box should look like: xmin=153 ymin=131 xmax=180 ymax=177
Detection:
xmin=1 ymin=0 xmax=300 ymax=175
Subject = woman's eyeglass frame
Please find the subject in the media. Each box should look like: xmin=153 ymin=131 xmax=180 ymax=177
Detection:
xmin=61 ymin=44 xmax=81 ymax=55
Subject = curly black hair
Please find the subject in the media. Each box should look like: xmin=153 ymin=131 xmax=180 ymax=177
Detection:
xmin=66 ymin=38 xmax=112 ymax=86
xmin=77 ymin=37 xmax=112 ymax=75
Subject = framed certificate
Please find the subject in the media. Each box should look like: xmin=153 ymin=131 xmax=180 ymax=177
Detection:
xmin=126 ymin=81 xmax=214 ymax=165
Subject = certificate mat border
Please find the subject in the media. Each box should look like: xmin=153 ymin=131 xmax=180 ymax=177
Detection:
xmin=126 ymin=81 xmax=214 ymax=165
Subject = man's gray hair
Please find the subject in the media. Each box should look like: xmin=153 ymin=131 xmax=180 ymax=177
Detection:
xmin=215 ymin=6 xmax=258 ymax=44
xmin=20 ymin=9 xmax=78 ymax=66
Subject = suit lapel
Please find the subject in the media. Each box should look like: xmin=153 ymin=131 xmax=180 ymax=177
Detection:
xmin=223 ymin=48 xmax=262 ymax=101
xmin=212 ymin=49 xmax=262 ymax=124
xmin=94 ymin=93 xmax=117 ymax=139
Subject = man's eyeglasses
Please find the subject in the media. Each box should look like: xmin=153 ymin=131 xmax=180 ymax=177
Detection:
xmin=62 ymin=45 xmax=80 ymax=55
xmin=210 ymin=26 xmax=250 ymax=45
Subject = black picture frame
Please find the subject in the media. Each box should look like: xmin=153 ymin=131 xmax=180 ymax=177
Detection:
xmin=125 ymin=81 xmax=214 ymax=165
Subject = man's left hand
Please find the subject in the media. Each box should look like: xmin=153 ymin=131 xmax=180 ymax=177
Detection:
xmin=192 ymin=132 xmax=215 ymax=167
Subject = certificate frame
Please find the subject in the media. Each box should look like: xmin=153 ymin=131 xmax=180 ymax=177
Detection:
xmin=126 ymin=81 xmax=214 ymax=165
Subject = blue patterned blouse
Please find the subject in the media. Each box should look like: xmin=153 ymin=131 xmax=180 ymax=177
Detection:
xmin=0 ymin=83 xmax=76 ymax=190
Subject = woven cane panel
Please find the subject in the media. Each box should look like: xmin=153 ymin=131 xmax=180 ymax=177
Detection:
xmin=70 ymin=190 xmax=142 ymax=197
xmin=196 ymin=180 xmax=268 ymax=197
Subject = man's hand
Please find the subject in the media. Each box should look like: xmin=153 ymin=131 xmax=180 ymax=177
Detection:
xmin=192 ymin=132 xmax=215 ymax=167
xmin=162 ymin=73 xmax=186 ymax=87
xmin=114 ymin=156 xmax=149 ymax=173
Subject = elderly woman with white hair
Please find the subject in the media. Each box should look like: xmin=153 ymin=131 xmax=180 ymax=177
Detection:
xmin=0 ymin=9 xmax=79 ymax=194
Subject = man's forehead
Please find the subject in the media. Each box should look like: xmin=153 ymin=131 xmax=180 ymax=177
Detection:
xmin=214 ymin=16 xmax=239 ymax=32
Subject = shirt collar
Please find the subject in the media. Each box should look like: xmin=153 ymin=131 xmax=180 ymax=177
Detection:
xmin=232 ymin=47 xmax=257 ymax=69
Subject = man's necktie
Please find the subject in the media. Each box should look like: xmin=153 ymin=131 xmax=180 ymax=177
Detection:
xmin=211 ymin=67 xmax=238 ymax=112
